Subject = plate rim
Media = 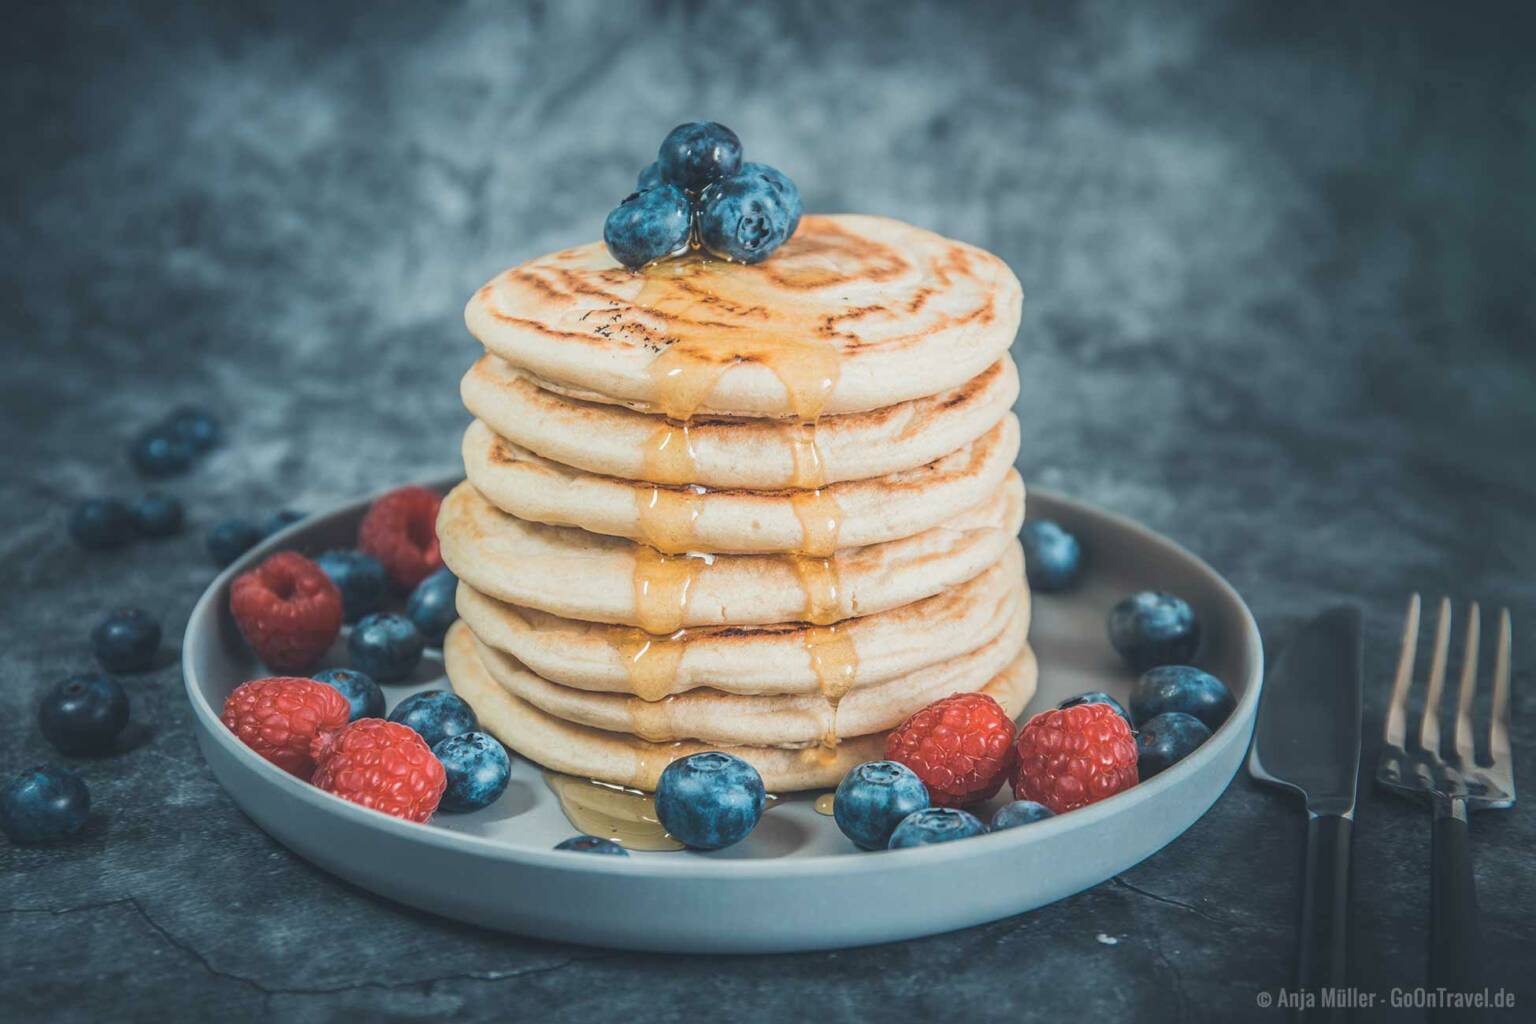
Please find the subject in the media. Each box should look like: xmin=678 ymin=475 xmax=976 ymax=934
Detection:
xmin=183 ymin=477 xmax=1263 ymax=880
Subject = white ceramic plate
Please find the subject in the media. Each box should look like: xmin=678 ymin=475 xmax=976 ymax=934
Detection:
xmin=183 ymin=478 xmax=1262 ymax=953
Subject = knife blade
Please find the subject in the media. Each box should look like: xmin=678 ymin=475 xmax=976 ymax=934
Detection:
xmin=1249 ymin=606 xmax=1363 ymax=1020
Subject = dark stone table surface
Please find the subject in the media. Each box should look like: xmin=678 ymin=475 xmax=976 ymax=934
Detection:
xmin=4 ymin=2 xmax=1532 ymax=1020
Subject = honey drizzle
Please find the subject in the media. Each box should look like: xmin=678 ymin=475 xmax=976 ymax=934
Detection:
xmin=615 ymin=628 xmax=687 ymax=704
xmin=623 ymin=256 xmax=858 ymax=757
xmin=814 ymin=792 xmax=836 ymax=816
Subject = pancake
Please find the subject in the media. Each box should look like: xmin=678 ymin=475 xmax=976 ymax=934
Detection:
xmin=455 ymin=543 xmax=1027 ymax=698
xmin=444 ymin=621 xmax=1039 ymax=792
xmin=461 ymin=413 xmax=1019 ymax=554
xmin=437 ymin=471 xmax=1025 ymax=630
xmin=469 ymin=602 xmax=1029 ymax=746
xmin=460 ymin=355 xmax=1020 ymax=489
xmin=464 ymin=215 xmax=1023 ymax=420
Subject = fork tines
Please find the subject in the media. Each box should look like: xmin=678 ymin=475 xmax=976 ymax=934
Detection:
xmin=1376 ymin=594 xmax=1514 ymax=809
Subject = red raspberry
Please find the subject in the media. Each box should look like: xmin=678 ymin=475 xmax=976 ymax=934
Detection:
xmin=221 ymin=677 xmax=351 ymax=777
xmin=357 ymin=486 xmax=443 ymax=591
xmin=885 ymin=692 xmax=1017 ymax=807
xmin=1012 ymin=703 xmax=1139 ymax=814
xmin=310 ymin=719 xmax=446 ymax=823
xmin=229 ymin=551 xmax=343 ymax=673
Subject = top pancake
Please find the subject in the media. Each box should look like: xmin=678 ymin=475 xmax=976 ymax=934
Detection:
xmin=464 ymin=215 xmax=1023 ymax=420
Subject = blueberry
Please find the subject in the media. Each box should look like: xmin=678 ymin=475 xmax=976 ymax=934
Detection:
xmin=206 ymin=518 xmax=262 ymax=568
xmin=1058 ymin=691 xmax=1134 ymax=731
xmin=739 ymin=162 xmax=802 ymax=238
xmin=654 ymin=752 xmax=765 ymax=851
xmin=406 ymin=567 xmax=458 ymax=646
xmin=697 ymin=173 xmax=795 ymax=264
xmin=1108 ymin=591 xmax=1201 ymax=672
xmin=990 ymin=800 xmax=1056 ymax=831
xmin=388 ymin=690 xmax=477 ymax=748
xmin=1021 ymin=520 xmax=1082 ymax=592
xmin=128 ymin=426 xmax=194 ymax=478
xmin=636 ymin=161 xmax=663 ymax=191
xmin=433 ymin=731 xmax=512 ymax=812
xmin=656 ymin=121 xmax=742 ymax=193
xmin=68 ymin=498 xmax=135 ymax=550
xmin=887 ymin=807 xmax=989 ymax=849
xmin=312 ymin=668 xmax=385 ymax=721
xmin=1135 ymin=711 xmax=1212 ymax=779
xmin=38 ymin=674 xmax=130 ymax=755
xmin=603 ymin=185 xmax=691 ymax=270
xmin=833 ymin=760 xmax=930 ymax=851
xmin=350 ymin=613 xmax=426 ymax=683
xmin=555 ymin=835 xmax=629 ymax=856
xmin=90 ymin=608 xmax=160 ymax=673
xmin=314 ymin=550 xmax=388 ymax=623
xmin=1130 ymin=665 xmax=1235 ymax=730
xmin=165 ymin=405 xmax=222 ymax=453
xmin=0 ymin=765 xmax=90 ymax=845
xmin=130 ymin=492 xmax=184 ymax=538
xmin=261 ymin=509 xmax=305 ymax=537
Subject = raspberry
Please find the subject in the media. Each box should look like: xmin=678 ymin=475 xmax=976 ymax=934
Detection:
xmin=885 ymin=692 xmax=1017 ymax=807
xmin=229 ymin=551 xmax=343 ymax=673
xmin=310 ymin=719 xmax=446 ymax=823
xmin=357 ymin=486 xmax=443 ymax=591
xmin=1012 ymin=702 xmax=1139 ymax=814
xmin=221 ymin=677 xmax=351 ymax=777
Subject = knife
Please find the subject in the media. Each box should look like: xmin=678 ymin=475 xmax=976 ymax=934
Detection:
xmin=1249 ymin=606 xmax=1363 ymax=1019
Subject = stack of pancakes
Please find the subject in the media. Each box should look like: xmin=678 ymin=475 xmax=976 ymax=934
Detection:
xmin=440 ymin=214 xmax=1036 ymax=792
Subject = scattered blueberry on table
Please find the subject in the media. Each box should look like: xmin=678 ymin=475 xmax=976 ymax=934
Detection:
xmin=206 ymin=518 xmax=262 ymax=568
xmin=164 ymin=405 xmax=222 ymax=453
xmin=655 ymin=751 xmax=765 ymax=851
xmin=388 ymin=690 xmax=478 ymax=748
xmin=433 ymin=731 xmax=512 ymax=813
xmin=990 ymin=800 xmax=1055 ymax=830
xmin=128 ymin=425 xmax=194 ymax=478
xmin=1108 ymin=590 xmax=1201 ymax=671
xmin=555 ymin=835 xmax=629 ymax=856
xmin=350 ymin=612 xmax=425 ymax=683
xmin=260 ymin=509 xmax=305 ymax=537
xmin=833 ymin=760 xmax=930 ymax=851
xmin=0 ymin=766 xmax=91 ymax=845
xmin=68 ymin=498 xmax=135 ymax=551
xmin=887 ymin=807 xmax=989 ymax=848
xmin=130 ymin=492 xmax=184 ymax=538
xmin=315 ymin=549 xmax=389 ymax=623
xmin=90 ymin=608 xmax=160 ymax=673
xmin=38 ymin=674 xmax=130 ymax=755
xmin=311 ymin=668 xmax=385 ymax=721
xmin=406 ymin=567 xmax=459 ymax=646
xmin=1020 ymin=519 xmax=1082 ymax=592
xmin=1130 ymin=665 xmax=1234 ymax=731
xmin=1135 ymin=712 xmax=1213 ymax=779
xmin=1057 ymin=691 xmax=1134 ymax=731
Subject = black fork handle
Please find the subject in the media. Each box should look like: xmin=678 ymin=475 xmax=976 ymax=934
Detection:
xmin=1430 ymin=802 xmax=1479 ymax=1020
xmin=1297 ymin=812 xmax=1352 ymax=1020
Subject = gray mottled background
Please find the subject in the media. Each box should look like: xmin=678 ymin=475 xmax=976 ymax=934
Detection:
xmin=3 ymin=1 xmax=1534 ymax=1021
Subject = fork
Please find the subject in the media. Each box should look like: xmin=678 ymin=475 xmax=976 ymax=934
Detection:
xmin=1375 ymin=595 xmax=1514 ymax=1002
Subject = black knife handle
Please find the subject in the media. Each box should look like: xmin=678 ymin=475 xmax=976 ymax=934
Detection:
xmin=1297 ymin=812 xmax=1352 ymax=1020
xmin=1430 ymin=807 xmax=1479 ymax=1019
